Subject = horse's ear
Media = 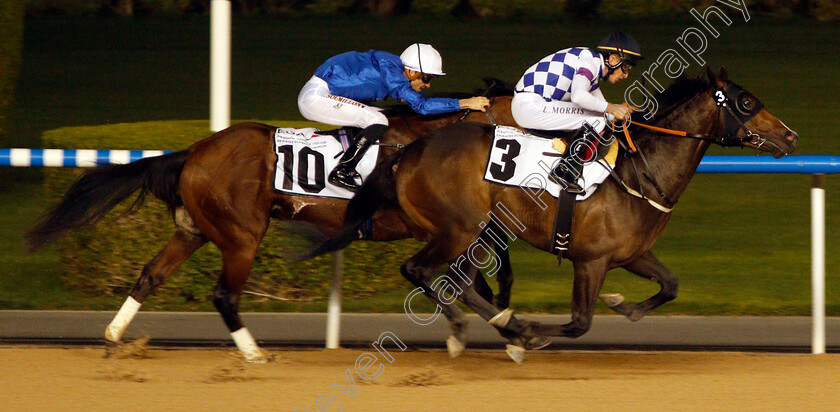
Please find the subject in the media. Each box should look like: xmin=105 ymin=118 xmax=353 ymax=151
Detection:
xmin=717 ymin=66 xmax=728 ymax=83
xmin=706 ymin=66 xmax=716 ymax=84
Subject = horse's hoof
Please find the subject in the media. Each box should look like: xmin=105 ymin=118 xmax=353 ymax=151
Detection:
xmin=446 ymin=335 xmax=466 ymax=359
xmin=599 ymin=293 xmax=625 ymax=307
xmin=525 ymin=336 xmax=552 ymax=351
xmin=242 ymin=350 xmax=270 ymax=364
xmin=489 ymin=308 xmax=514 ymax=328
xmin=628 ymin=311 xmax=645 ymax=322
xmin=505 ymin=344 xmax=525 ymax=364
xmin=103 ymin=339 xmax=120 ymax=358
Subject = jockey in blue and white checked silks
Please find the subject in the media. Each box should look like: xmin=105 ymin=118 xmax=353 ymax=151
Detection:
xmin=298 ymin=43 xmax=489 ymax=191
xmin=511 ymin=31 xmax=644 ymax=193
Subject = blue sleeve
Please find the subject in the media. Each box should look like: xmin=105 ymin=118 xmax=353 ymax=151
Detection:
xmin=380 ymin=59 xmax=461 ymax=115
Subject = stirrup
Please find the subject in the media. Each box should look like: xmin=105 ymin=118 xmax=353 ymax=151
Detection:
xmin=551 ymin=170 xmax=584 ymax=194
xmin=561 ymin=181 xmax=585 ymax=194
xmin=329 ymin=168 xmax=361 ymax=191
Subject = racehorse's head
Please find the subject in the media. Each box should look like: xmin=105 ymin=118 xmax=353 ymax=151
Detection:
xmin=708 ymin=67 xmax=798 ymax=158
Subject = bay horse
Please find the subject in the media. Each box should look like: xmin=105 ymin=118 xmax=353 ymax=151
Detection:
xmin=25 ymin=89 xmax=519 ymax=363
xmin=303 ymin=67 xmax=799 ymax=362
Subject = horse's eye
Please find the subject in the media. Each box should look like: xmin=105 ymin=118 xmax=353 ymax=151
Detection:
xmin=741 ymin=98 xmax=752 ymax=109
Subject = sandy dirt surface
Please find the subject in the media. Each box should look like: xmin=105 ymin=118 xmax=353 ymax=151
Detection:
xmin=1 ymin=345 xmax=838 ymax=411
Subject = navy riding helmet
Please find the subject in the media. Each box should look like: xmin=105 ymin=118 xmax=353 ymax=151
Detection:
xmin=597 ymin=31 xmax=644 ymax=69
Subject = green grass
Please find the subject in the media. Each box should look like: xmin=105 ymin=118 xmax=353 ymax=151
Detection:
xmin=1 ymin=15 xmax=838 ymax=315
xmin=0 ymin=181 xmax=109 ymax=309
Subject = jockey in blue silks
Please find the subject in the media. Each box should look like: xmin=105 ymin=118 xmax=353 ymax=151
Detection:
xmin=299 ymin=43 xmax=490 ymax=191
xmin=511 ymin=31 xmax=643 ymax=193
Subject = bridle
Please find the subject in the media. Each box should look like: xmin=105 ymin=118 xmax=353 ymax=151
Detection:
xmin=607 ymin=81 xmax=774 ymax=213
xmin=629 ymin=81 xmax=768 ymax=147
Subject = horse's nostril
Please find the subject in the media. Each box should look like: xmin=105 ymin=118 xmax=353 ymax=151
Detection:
xmin=785 ymin=131 xmax=797 ymax=143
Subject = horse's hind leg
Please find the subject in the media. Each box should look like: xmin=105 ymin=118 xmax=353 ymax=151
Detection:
xmin=213 ymin=243 xmax=269 ymax=363
xmin=601 ymin=250 xmax=678 ymax=321
xmin=410 ymin=236 xmax=540 ymax=360
xmin=105 ymin=229 xmax=207 ymax=345
xmin=492 ymin=238 xmax=513 ymax=309
xmin=471 ymin=272 xmax=495 ymax=306
xmin=400 ymin=237 xmax=481 ymax=357
xmin=471 ymin=222 xmax=513 ymax=309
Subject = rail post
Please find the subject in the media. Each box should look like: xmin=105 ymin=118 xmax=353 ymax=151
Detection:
xmin=210 ymin=0 xmax=231 ymax=132
xmin=326 ymin=250 xmax=344 ymax=349
xmin=812 ymin=174 xmax=826 ymax=354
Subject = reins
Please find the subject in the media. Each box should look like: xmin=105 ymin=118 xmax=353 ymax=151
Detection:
xmin=459 ymin=80 xmax=499 ymax=125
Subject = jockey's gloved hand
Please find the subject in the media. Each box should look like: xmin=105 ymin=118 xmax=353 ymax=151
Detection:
xmin=459 ymin=96 xmax=490 ymax=112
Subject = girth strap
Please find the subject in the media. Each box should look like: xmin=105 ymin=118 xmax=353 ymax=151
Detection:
xmin=551 ymin=189 xmax=576 ymax=258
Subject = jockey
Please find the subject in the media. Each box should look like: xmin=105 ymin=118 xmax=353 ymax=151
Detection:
xmin=298 ymin=43 xmax=491 ymax=191
xmin=511 ymin=31 xmax=643 ymax=193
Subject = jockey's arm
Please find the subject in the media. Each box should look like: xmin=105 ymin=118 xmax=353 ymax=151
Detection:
xmin=458 ymin=96 xmax=490 ymax=112
xmin=569 ymin=75 xmax=628 ymax=122
xmin=569 ymin=75 xmax=609 ymax=113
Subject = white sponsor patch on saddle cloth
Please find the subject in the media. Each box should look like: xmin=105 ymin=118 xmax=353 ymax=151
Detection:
xmin=483 ymin=126 xmax=617 ymax=201
xmin=273 ymin=127 xmax=379 ymax=199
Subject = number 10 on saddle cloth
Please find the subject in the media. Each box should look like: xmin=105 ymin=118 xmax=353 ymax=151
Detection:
xmin=273 ymin=127 xmax=380 ymax=200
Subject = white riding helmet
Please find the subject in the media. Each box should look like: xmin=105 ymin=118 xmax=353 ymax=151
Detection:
xmin=399 ymin=43 xmax=446 ymax=76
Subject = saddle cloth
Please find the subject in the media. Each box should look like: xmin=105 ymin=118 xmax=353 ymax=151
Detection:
xmin=483 ymin=126 xmax=618 ymax=201
xmin=273 ymin=127 xmax=380 ymax=199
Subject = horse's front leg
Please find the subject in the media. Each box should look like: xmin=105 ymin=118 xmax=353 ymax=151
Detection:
xmin=600 ymin=250 xmax=678 ymax=321
xmin=531 ymin=257 xmax=609 ymax=339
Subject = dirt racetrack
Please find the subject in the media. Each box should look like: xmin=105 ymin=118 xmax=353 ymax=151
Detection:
xmin=1 ymin=346 xmax=838 ymax=411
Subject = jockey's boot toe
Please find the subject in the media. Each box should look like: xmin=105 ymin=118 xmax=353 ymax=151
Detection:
xmin=329 ymin=168 xmax=361 ymax=192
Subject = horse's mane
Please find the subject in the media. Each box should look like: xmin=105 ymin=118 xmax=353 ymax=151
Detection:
xmin=646 ymin=75 xmax=712 ymax=123
xmin=624 ymin=74 xmax=715 ymax=157
xmin=382 ymin=77 xmax=514 ymax=119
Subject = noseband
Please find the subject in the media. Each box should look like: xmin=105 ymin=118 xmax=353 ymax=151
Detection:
xmin=713 ymin=82 xmax=767 ymax=149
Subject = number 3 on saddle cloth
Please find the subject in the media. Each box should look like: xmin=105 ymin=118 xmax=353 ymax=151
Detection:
xmin=273 ymin=127 xmax=380 ymax=200
xmin=483 ymin=125 xmax=619 ymax=260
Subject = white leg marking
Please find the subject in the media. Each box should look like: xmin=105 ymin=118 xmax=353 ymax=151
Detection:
xmin=105 ymin=296 xmax=142 ymax=342
xmin=231 ymin=327 xmax=268 ymax=363
xmin=446 ymin=335 xmax=465 ymax=358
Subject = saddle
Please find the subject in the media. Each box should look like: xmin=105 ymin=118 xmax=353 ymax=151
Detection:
xmin=529 ymin=128 xmax=613 ymax=164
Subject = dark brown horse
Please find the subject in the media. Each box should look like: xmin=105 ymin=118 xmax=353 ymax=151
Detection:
xmin=25 ymin=92 xmax=519 ymax=362
xmin=304 ymin=68 xmax=799 ymax=362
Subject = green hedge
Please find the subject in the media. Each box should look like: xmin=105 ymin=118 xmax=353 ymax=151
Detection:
xmin=41 ymin=120 xmax=419 ymax=304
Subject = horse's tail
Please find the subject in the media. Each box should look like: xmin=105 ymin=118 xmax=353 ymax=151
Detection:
xmin=25 ymin=150 xmax=189 ymax=252
xmin=300 ymin=149 xmax=403 ymax=260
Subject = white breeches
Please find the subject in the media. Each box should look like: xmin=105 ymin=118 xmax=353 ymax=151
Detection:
xmin=297 ymin=76 xmax=389 ymax=128
xmin=512 ymin=92 xmax=606 ymax=133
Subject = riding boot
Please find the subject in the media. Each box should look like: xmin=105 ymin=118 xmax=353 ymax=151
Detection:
xmin=328 ymin=124 xmax=387 ymax=191
xmin=550 ymin=122 xmax=600 ymax=194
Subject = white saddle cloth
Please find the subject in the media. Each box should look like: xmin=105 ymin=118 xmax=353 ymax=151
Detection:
xmin=483 ymin=126 xmax=617 ymax=201
xmin=273 ymin=127 xmax=379 ymax=199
